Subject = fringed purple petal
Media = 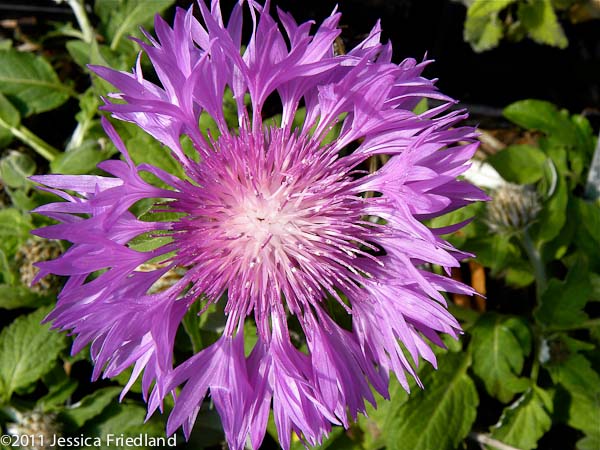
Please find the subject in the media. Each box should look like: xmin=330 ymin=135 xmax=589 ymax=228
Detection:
xmin=33 ymin=2 xmax=484 ymax=448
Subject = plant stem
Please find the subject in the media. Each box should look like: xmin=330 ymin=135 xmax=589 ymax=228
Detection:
xmin=0 ymin=117 xmax=61 ymax=161
xmin=469 ymin=432 xmax=523 ymax=450
xmin=521 ymin=229 xmax=546 ymax=383
xmin=530 ymin=333 xmax=541 ymax=382
xmin=522 ymin=229 xmax=547 ymax=301
xmin=67 ymin=0 xmax=95 ymax=44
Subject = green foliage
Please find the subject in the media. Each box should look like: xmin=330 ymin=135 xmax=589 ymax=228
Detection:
xmin=0 ymin=285 xmax=49 ymax=310
xmin=503 ymin=100 xmax=579 ymax=145
xmin=114 ymin=122 xmax=187 ymax=181
xmin=37 ymin=377 xmax=79 ymax=412
xmin=0 ymin=151 xmax=35 ymax=189
xmin=82 ymin=402 xmax=166 ymax=450
xmin=0 ymin=92 xmax=20 ymax=148
xmin=470 ymin=314 xmax=532 ymax=402
xmin=487 ymin=144 xmax=547 ymax=184
xmin=489 ymin=386 xmax=553 ymax=450
xmin=531 ymin=174 xmax=568 ymax=244
xmin=518 ymin=0 xmax=568 ymax=48
xmin=0 ymin=3 xmax=174 ymax=447
xmin=464 ymin=0 xmax=516 ymax=52
xmin=0 ymin=208 xmax=32 ymax=256
xmin=50 ymin=141 xmax=116 ymax=175
xmin=0 ymin=50 xmax=71 ymax=116
xmin=545 ymin=350 xmax=600 ymax=436
xmin=0 ymin=307 xmax=67 ymax=402
xmin=462 ymin=0 xmax=591 ymax=52
xmin=94 ymin=0 xmax=175 ymax=54
xmin=355 ymin=347 xmax=479 ymax=450
xmin=422 ymin=98 xmax=599 ymax=449
xmin=383 ymin=352 xmax=478 ymax=450
xmin=535 ymin=257 xmax=592 ymax=328
xmin=61 ymin=388 xmax=122 ymax=429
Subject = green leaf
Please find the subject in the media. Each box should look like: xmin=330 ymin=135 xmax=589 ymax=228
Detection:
xmin=412 ymin=98 xmax=428 ymax=115
xmin=0 ymin=284 xmax=49 ymax=310
xmin=114 ymin=121 xmax=186 ymax=181
xmin=357 ymin=374 xmax=410 ymax=450
xmin=464 ymin=234 xmax=520 ymax=276
xmin=467 ymin=0 xmax=516 ymax=17
xmin=7 ymin=189 xmax=38 ymax=212
xmin=111 ymin=367 xmax=143 ymax=395
xmin=385 ymin=352 xmax=478 ymax=450
xmin=0 ymin=92 xmax=20 ymax=148
xmin=268 ymin=423 xmax=358 ymax=450
xmin=545 ymin=353 xmax=600 ymax=434
xmin=0 ymin=125 xmax=11 ymax=149
xmin=572 ymin=198 xmax=600 ymax=270
xmin=572 ymin=114 xmax=597 ymax=157
xmin=534 ymin=257 xmax=591 ymax=328
xmin=0 ymin=208 xmax=32 ymax=256
xmin=540 ymin=142 xmax=568 ymax=179
xmin=489 ymin=386 xmax=553 ymax=450
xmin=429 ymin=202 xmax=485 ymax=247
xmin=0 ymin=151 xmax=36 ymax=188
xmin=313 ymin=428 xmax=360 ymax=450
xmin=127 ymin=233 xmax=173 ymax=253
xmin=577 ymin=430 xmax=600 ymax=450
xmin=61 ymin=387 xmax=122 ymax=429
xmin=184 ymin=406 xmax=225 ymax=449
xmin=37 ymin=377 xmax=79 ymax=412
xmin=503 ymin=100 xmax=578 ymax=145
xmin=182 ymin=300 xmax=205 ymax=353
xmin=518 ymin=0 xmax=568 ymax=48
xmin=89 ymin=42 xmax=131 ymax=97
xmin=0 ymin=50 xmax=71 ymax=116
xmin=551 ymin=0 xmax=578 ymax=9
xmin=95 ymin=0 xmax=175 ymax=53
xmin=0 ymin=250 xmax=15 ymax=285
xmin=82 ymin=402 xmax=166 ymax=450
xmin=487 ymin=144 xmax=547 ymax=184
xmin=463 ymin=0 xmax=515 ymax=51
xmin=0 ymin=307 xmax=67 ymax=402
xmin=243 ymin=320 xmax=259 ymax=357
xmin=531 ymin=173 xmax=567 ymax=244
xmin=591 ymin=272 xmax=600 ymax=302
xmin=505 ymin=263 xmax=536 ymax=288
xmin=66 ymin=40 xmax=92 ymax=69
xmin=464 ymin=13 xmax=505 ymax=53
xmin=539 ymin=201 xmax=574 ymax=262
xmin=51 ymin=141 xmax=115 ymax=175
xmin=0 ymin=91 xmax=20 ymax=128
xmin=470 ymin=313 xmax=532 ymax=403
xmin=67 ymin=88 xmax=103 ymax=151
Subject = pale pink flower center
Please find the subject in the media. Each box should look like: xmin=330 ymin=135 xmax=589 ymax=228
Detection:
xmin=209 ymin=167 xmax=307 ymax=268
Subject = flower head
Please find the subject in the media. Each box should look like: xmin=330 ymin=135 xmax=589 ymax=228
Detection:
xmin=6 ymin=410 xmax=61 ymax=450
xmin=32 ymin=1 xmax=485 ymax=448
xmin=486 ymin=183 xmax=542 ymax=234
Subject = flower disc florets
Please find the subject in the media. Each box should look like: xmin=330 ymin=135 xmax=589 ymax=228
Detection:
xmin=173 ymin=127 xmax=374 ymax=336
xmin=32 ymin=2 xmax=486 ymax=449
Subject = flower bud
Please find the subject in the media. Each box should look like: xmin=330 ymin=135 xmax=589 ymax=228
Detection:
xmin=486 ymin=183 xmax=542 ymax=234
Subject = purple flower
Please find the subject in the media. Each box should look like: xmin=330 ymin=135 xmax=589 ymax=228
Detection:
xmin=32 ymin=1 xmax=486 ymax=448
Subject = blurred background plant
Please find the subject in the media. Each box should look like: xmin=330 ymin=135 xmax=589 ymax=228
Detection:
xmin=455 ymin=0 xmax=600 ymax=52
xmin=0 ymin=1 xmax=598 ymax=450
